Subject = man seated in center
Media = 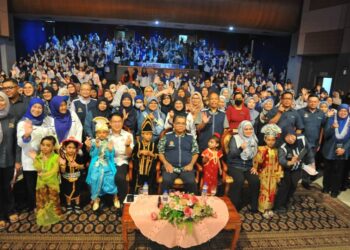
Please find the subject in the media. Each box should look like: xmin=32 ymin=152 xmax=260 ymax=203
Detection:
xmin=158 ymin=115 xmax=199 ymax=194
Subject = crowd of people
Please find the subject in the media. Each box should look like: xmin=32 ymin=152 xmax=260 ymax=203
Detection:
xmin=13 ymin=33 xmax=282 ymax=83
xmin=0 ymin=33 xmax=350 ymax=229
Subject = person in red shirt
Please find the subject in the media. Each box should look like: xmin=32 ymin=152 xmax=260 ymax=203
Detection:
xmin=226 ymin=92 xmax=250 ymax=133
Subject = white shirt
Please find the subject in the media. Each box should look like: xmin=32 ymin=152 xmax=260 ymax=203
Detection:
xmin=110 ymin=129 xmax=134 ymax=166
xmin=17 ymin=118 xmax=53 ymax=171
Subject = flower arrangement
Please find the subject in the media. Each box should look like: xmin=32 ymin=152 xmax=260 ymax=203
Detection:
xmin=150 ymin=191 xmax=216 ymax=233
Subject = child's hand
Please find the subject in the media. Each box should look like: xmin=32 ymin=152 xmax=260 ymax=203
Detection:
xmin=108 ymin=141 xmax=114 ymax=151
xmin=28 ymin=150 xmax=37 ymax=160
xmin=37 ymin=171 xmax=43 ymax=177
xmin=250 ymin=168 xmax=258 ymax=175
xmin=95 ymin=139 xmax=100 ymax=148
xmin=85 ymin=137 xmax=92 ymax=149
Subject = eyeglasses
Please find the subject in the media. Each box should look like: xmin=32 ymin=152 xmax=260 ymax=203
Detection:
xmin=1 ymin=86 xmax=16 ymax=91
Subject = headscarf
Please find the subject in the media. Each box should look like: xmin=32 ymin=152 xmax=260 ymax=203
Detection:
xmin=118 ymin=93 xmax=138 ymax=131
xmin=331 ymin=104 xmax=350 ymax=141
xmin=233 ymin=120 xmax=258 ymax=160
xmin=0 ymin=92 xmax=10 ymax=144
xmin=91 ymin=97 xmax=111 ymax=118
xmin=160 ymin=94 xmax=172 ymax=114
xmin=146 ymin=97 xmax=163 ymax=118
xmin=111 ymin=84 xmax=129 ymax=108
xmin=220 ymin=87 xmax=230 ymax=104
xmin=189 ymin=91 xmax=204 ymax=117
xmin=42 ymin=86 xmax=56 ymax=101
xmin=22 ymin=97 xmax=46 ymax=125
xmin=172 ymin=97 xmax=187 ymax=118
xmin=50 ymin=96 xmax=72 ymax=143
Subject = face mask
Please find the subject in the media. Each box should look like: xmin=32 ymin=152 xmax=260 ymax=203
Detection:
xmin=235 ymin=100 xmax=243 ymax=106
xmin=135 ymin=103 xmax=143 ymax=109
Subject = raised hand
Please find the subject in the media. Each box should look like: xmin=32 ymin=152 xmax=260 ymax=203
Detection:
xmin=23 ymin=119 xmax=33 ymax=138
xmin=202 ymin=112 xmax=210 ymax=124
xmin=125 ymin=135 xmax=132 ymax=146
xmin=85 ymin=137 xmax=92 ymax=149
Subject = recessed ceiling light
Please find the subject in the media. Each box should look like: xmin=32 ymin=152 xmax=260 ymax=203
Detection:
xmin=229 ymin=26 xmax=234 ymax=31
xmin=155 ymin=20 xmax=160 ymax=25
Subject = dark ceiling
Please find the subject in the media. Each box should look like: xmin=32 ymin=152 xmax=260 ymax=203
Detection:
xmin=9 ymin=0 xmax=303 ymax=34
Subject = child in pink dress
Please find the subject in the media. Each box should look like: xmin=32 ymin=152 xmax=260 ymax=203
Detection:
xmin=201 ymin=134 xmax=223 ymax=194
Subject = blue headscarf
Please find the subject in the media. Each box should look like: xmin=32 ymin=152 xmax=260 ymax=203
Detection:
xmin=22 ymin=98 xmax=46 ymax=126
xmin=50 ymin=96 xmax=72 ymax=143
xmin=329 ymin=104 xmax=350 ymax=141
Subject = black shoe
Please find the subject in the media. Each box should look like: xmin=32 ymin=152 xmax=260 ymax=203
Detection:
xmin=331 ymin=192 xmax=339 ymax=198
xmin=274 ymin=207 xmax=287 ymax=213
xmin=302 ymin=182 xmax=311 ymax=190
xmin=66 ymin=205 xmax=73 ymax=214
xmin=322 ymin=188 xmax=330 ymax=194
xmin=74 ymin=205 xmax=82 ymax=214
xmin=249 ymin=208 xmax=259 ymax=214
xmin=340 ymin=186 xmax=347 ymax=192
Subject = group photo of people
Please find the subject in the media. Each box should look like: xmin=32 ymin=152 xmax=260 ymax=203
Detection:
xmin=1 ymin=1 xmax=350 ymax=248
xmin=1 ymin=30 xmax=349 ymax=229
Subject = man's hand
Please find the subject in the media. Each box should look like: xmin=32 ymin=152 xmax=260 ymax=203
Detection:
xmin=250 ymin=168 xmax=258 ymax=175
xmin=288 ymin=156 xmax=299 ymax=166
xmin=125 ymin=135 xmax=132 ymax=146
xmin=278 ymin=105 xmax=285 ymax=113
xmin=15 ymin=162 xmax=22 ymax=171
xmin=183 ymin=164 xmax=193 ymax=172
xmin=202 ymin=112 xmax=210 ymax=124
xmin=164 ymin=162 xmax=174 ymax=173
xmin=336 ymin=148 xmax=345 ymax=156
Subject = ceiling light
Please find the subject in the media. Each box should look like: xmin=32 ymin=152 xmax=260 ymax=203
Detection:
xmin=229 ymin=26 xmax=234 ymax=31
xmin=155 ymin=20 xmax=160 ymax=25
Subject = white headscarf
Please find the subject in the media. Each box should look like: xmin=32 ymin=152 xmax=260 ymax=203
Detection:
xmin=0 ymin=91 xmax=10 ymax=144
xmin=234 ymin=120 xmax=258 ymax=160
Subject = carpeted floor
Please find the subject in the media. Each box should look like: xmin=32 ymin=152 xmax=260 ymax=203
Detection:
xmin=1 ymin=186 xmax=350 ymax=250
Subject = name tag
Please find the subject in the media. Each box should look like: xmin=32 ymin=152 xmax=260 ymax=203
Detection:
xmin=8 ymin=122 xmax=15 ymax=128
xmin=77 ymin=108 xmax=83 ymax=113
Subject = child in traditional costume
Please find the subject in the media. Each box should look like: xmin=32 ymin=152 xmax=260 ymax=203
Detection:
xmin=132 ymin=117 xmax=158 ymax=194
xmin=201 ymin=133 xmax=223 ymax=195
xmin=252 ymin=124 xmax=283 ymax=219
xmin=86 ymin=117 xmax=119 ymax=211
xmin=59 ymin=138 xmax=85 ymax=214
xmin=31 ymin=136 xmax=62 ymax=226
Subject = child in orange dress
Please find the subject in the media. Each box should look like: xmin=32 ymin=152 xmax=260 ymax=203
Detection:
xmin=201 ymin=134 xmax=223 ymax=195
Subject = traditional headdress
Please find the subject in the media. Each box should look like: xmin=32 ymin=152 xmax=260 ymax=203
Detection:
xmin=261 ymin=124 xmax=282 ymax=138
xmin=93 ymin=116 xmax=110 ymax=132
xmin=141 ymin=117 xmax=153 ymax=133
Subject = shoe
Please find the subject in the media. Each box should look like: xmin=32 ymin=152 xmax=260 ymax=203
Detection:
xmin=114 ymin=198 xmax=121 ymax=209
xmin=340 ymin=186 xmax=347 ymax=192
xmin=66 ymin=205 xmax=73 ymax=214
xmin=331 ymin=192 xmax=339 ymax=198
xmin=74 ymin=205 xmax=81 ymax=214
xmin=302 ymin=182 xmax=311 ymax=190
xmin=322 ymin=188 xmax=330 ymax=194
xmin=116 ymin=207 xmax=123 ymax=217
xmin=274 ymin=207 xmax=287 ymax=213
xmin=268 ymin=210 xmax=274 ymax=218
xmin=263 ymin=212 xmax=270 ymax=219
xmin=92 ymin=199 xmax=100 ymax=211
xmin=9 ymin=214 xmax=18 ymax=223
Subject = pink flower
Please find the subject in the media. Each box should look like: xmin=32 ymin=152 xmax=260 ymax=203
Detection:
xmin=183 ymin=206 xmax=193 ymax=218
xmin=151 ymin=212 xmax=158 ymax=220
xmin=191 ymin=196 xmax=199 ymax=204
xmin=182 ymin=193 xmax=190 ymax=200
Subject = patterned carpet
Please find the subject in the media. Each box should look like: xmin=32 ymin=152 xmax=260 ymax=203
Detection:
xmin=1 ymin=186 xmax=350 ymax=250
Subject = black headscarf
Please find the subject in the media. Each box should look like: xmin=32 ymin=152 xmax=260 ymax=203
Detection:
xmin=172 ymin=97 xmax=187 ymax=118
xmin=91 ymin=97 xmax=111 ymax=118
xmin=160 ymin=94 xmax=172 ymax=115
xmin=118 ymin=93 xmax=138 ymax=131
